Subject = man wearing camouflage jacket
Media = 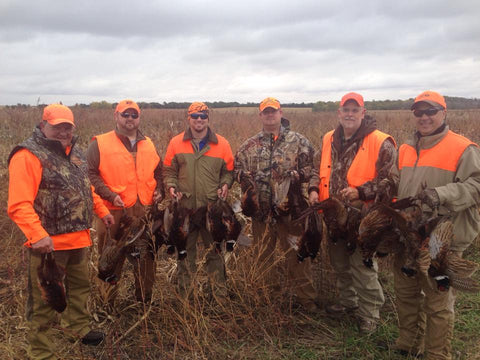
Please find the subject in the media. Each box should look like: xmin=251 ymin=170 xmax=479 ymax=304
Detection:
xmin=235 ymin=97 xmax=319 ymax=312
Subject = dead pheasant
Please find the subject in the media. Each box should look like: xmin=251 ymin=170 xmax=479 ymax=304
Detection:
xmin=421 ymin=219 xmax=480 ymax=292
xmin=240 ymin=175 xmax=259 ymax=218
xmin=163 ymin=200 xmax=191 ymax=260
xmin=272 ymin=171 xmax=309 ymax=221
xmin=98 ymin=213 xmax=145 ymax=284
xmin=206 ymin=199 xmax=242 ymax=253
xmin=297 ymin=211 xmax=323 ymax=262
xmin=37 ymin=252 xmax=67 ymax=313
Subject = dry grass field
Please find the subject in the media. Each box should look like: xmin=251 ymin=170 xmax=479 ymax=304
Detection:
xmin=1 ymin=107 xmax=480 ymax=359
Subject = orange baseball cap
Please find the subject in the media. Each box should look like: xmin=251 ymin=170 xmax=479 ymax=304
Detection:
xmin=188 ymin=102 xmax=209 ymax=115
xmin=259 ymin=97 xmax=281 ymax=112
xmin=42 ymin=104 xmax=75 ymax=126
xmin=411 ymin=91 xmax=446 ymax=109
xmin=116 ymin=99 xmax=141 ymax=114
xmin=340 ymin=92 xmax=364 ymax=107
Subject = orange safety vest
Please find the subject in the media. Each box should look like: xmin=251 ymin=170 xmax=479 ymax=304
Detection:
xmin=319 ymin=129 xmax=394 ymax=200
xmin=95 ymin=131 xmax=160 ymax=209
xmin=399 ymin=130 xmax=474 ymax=171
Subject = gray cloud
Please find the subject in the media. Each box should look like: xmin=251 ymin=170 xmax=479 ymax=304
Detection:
xmin=0 ymin=0 xmax=479 ymax=105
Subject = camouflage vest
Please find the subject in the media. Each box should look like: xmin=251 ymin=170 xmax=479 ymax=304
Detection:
xmin=9 ymin=127 xmax=93 ymax=235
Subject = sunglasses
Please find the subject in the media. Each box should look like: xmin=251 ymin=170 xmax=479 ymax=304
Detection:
xmin=190 ymin=113 xmax=208 ymax=120
xmin=120 ymin=112 xmax=139 ymax=119
xmin=413 ymin=108 xmax=441 ymax=118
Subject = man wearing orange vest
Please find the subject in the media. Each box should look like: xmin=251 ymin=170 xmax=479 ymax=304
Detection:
xmin=163 ymin=102 xmax=234 ymax=298
xmin=87 ymin=99 xmax=163 ymax=304
xmin=309 ymin=92 xmax=397 ymax=333
xmin=8 ymin=104 xmax=113 ymax=359
xmin=393 ymin=91 xmax=480 ymax=359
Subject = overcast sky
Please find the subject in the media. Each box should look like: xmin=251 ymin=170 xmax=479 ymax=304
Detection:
xmin=1 ymin=0 xmax=479 ymax=105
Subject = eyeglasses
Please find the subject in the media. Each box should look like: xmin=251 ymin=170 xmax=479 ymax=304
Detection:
xmin=340 ymin=107 xmax=361 ymax=114
xmin=120 ymin=112 xmax=139 ymax=119
xmin=190 ymin=113 xmax=208 ymax=120
xmin=413 ymin=108 xmax=441 ymax=118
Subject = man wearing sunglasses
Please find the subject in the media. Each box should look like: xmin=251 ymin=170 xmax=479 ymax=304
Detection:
xmin=393 ymin=91 xmax=480 ymax=358
xmin=235 ymin=97 xmax=319 ymax=313
xmin=163 ymin=102 xmax=234 ymax=298
xmin=87 ymin=99 xmax=163 ymax=306
xmin=309 ymin=92 xmax=397 ymax=333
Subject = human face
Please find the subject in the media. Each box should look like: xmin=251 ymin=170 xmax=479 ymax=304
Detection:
xmin=40 ymin=121 xmax=74 ymax=149
xmin=188 ymin=112 xmax=209 ymax=134
xmin=115 ymin=109 xmax=140 ymax=134
xmin=338 ymin=100 xmax=365 ymax=137
xmin=412 ymin=102 xmax=446 ymax=136
xmin=259 ymin=107 xmax=282 ymax=131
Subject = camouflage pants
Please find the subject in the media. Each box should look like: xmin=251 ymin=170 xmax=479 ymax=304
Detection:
xmin=177 ymin=226 xmax=227 ymax=297
xmin=328 ymin=238 xmax=385 ymax=321
xmin=26 ymin=248 xmax=91 ymax=360
xmin=252 ymin=219 xmax=317 ymax=305
xmin=393 ymin=253 xmax=459 ymax=360
xmin=95 ymin=201 xmax=156 ymax=303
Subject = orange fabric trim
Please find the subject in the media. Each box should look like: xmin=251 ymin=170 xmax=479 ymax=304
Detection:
xmin=96 ymin=131 xmax=160 ymax=209
xmin=399 ymin=130 xmax=475 ymax=172
xmin=319 ymin=130 xmax=394 ymax=200
xmin=163 ymin=132 xmax=234 ymax=170
xmin=8 ymin=149 xmax=93 ymax=249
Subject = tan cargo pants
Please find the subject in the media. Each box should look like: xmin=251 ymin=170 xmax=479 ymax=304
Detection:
xmin=95 ymin=201 xmax=156 ymax=303
xmin=251 ymin=219 xmax=317 ymax=305
xmin=177 ymin=226 xmax=227 ymax=297
xmin=393 ymin=253 xmax=458 ymax=360
xmin=328 ymin=238 xmax=385 ymax=321
xmin=26 ymin=248 xmax=92 ymax=360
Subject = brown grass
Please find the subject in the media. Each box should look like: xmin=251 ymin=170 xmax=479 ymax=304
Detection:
xmin=1 ymin=107 xmax=480 ymax=359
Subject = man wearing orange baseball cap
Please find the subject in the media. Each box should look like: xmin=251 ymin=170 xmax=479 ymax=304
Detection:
xmin=393 ymin=91 xmax=480 ymax=358
xmin=163 ymin=101 xmax=234 ymax=298
xmin=309 ymin=92 xmax=398 ymax=333
xmin=7 ymin=104 xmax=113 ymax=358
xmin=235 ymin=97 xmax=320 ymax=312
xmin=87 ymin=99 xmax=163 ymax=305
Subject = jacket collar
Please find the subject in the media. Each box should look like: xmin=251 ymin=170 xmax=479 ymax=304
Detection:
xmin=33 ymin=125 xmax=78 ymax=156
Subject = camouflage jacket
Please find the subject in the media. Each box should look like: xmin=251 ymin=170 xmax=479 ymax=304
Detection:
xmin=309 ymin=115 xmax=398 ymax=203
xmin=8 ymin=126 xmax=93 ymax=235
xmin=235 ymin=118 xmax=316 ymax=220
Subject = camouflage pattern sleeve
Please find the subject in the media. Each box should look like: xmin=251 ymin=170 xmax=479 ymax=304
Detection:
xmin=234 ymin=139 xmax=252 ymax=184
xmin=296 ymin=133 xmax=316 ymax=183
xmin=357 ymin=138 xmax=398 ymax=202
xmin=308 ymin=139 xmax=322 ymax=193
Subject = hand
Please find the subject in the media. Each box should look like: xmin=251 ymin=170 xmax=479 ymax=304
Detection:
xmin=340 ymin=187 xmax=359 ymax=201
xmin=113 ymin=195 xmax=125 ymax=207
xmin=309 ymin=191 xmax=319 ymax=204
xmin=102 ymin=214 xmax=115 ymax=227
xmin=31 ymin=236 xmax=54 ymax=254
xmin=169 ymin=187 xmax=183 ymax=200
xmin=418 ymin=188 xmax=440 ymax=209
xmin=288 ymin=170 xmax=300 ymax=181
xmin=153 ymin=189 xmax=163 ymax=202
xmin=217 ymin=184 xmax=229 ymax=200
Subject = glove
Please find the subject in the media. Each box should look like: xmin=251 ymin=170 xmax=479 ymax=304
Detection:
xmin=418 ymin=188 xmax=440 ymax=210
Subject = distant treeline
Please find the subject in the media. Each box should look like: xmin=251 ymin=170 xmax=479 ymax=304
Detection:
xmin=5 ymin=97 xmax=480 ymax=111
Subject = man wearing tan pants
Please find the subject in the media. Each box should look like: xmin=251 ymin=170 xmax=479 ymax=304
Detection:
xmin=309 ymin=92 xmax=397 ymax=332
xmin=394 ymin=91 xmax=480 ymax=359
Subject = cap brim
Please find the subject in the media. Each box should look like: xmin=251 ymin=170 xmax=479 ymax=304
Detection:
xmin=411 ymin=100 xmax=443 ymax=110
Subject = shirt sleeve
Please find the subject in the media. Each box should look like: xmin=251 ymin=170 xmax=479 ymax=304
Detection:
xmin=7 ymin=149 xmax=49 ymax=244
